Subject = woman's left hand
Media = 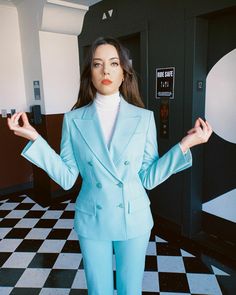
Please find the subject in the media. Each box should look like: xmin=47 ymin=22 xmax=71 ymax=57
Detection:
xmin=180 ymin=118 xmax=213 ymax=153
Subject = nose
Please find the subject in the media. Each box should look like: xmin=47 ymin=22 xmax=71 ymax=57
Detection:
xmin=103 ymin=64 xmax=110 ymax=75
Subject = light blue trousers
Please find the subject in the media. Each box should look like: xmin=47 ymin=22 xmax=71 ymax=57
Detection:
xmin=78 ymin=231 xmax=150 ymax=295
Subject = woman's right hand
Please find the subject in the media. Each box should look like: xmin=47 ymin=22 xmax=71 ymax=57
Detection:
xmin=7 ymin=112 xmax=39 ymax=141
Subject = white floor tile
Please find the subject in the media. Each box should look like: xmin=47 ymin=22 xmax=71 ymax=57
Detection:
xmin=0 ymin=239 xmax=23 ymax=252
xmin=142 ymin=271 xmax=159 ymax=292
xmin=4 ymin=210 xmax=28 ymax=218
xmin=180 ymin=249 xmax=195 ymax=257
xmin=67 ymin=229 xmax=78 ymax=240
xmin=38 ymin=240 xmax=66 ymax=253
xmin=41 ymin=210 xmax=63 ymax=219
xmin=31 ymin=204 xmax=48 ymax=211
xmin=65 ymin=203 xmax=75 ymax=211
xmin=157 ymin=256 xmax=185 ymax=273
xmin=14 ymin=218 xmax=39 ymax=228
xmin=16 ymin=268 xmax=51 ymax=288
xmin=25 ymin=228 xmax=51 ymax=240
xmin=146 ymin=241 xmax=157 ymax=255
xmin=0 ymin=228 xmax=12 ymax=239
xmin=0 ymin=287 xmax=13 ymax=295
xmin=53 ymin=253 xmax=82 ymax=269
xmin=187 ymin=273 xmax=222 ymax=294
xmin=211 ymin=265 xmax=230 ymax=276
xmin=39 ymin=288 xmax=70 ymax=295
xmin=2 ymin=252 xmax=35 ymax=268
xmin=21 ymin=196 xmax=35 ymax=203
xmin=0 ymin=203 xmax=19 ymax=210
xmin=53 ymin=219 xmax=74 ymax=229
xmin=155 ymin=236 xmax=167 ymax=243
xmin=71 ymin=269 xmax=87 ymax=289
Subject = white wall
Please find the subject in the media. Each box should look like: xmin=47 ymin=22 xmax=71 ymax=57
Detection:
xmin=16 ymin=0 xmax=45 ymax=113
xmin=0 ymin=5 xmax=27 ymax=113
xmin=205 ymin=48 xmax=236 ymax=144
xmin=39 ymin=31 xmax=80 ymax=114
xmin=204 ymin=48 xmax=236 ymax=223
xmin=1 ymin=1 xmax=85 ymax=116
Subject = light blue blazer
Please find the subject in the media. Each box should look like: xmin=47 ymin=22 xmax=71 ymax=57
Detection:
xmin=22 ymin=97 xmax=192 ymax=240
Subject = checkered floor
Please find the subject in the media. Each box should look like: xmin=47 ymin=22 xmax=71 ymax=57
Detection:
xmin=0 ymin=195 xmax=230 ymax=294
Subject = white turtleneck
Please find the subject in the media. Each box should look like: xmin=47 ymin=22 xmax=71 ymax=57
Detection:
xmin=94 ymin=92 xmax=121 ymax=148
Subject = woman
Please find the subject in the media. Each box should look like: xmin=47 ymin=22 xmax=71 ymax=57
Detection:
xmin=8 ymin=37 xmax=212 ymax=295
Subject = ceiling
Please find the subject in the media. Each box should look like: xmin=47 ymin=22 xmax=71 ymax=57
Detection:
xmin=0 ymin=0 xmax=102 ymax=7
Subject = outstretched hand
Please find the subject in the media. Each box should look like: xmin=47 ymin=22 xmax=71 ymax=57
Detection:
xmin=7 ymin=112 xmax=39 ymax=141
xmin=180 ymin=118 xmax=213 ymax=153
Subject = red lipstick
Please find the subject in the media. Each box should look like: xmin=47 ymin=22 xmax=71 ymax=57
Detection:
xmin=101 ymin=79 xmax=112 ymax=85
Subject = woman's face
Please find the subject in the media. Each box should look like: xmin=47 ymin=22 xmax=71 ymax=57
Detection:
xmin=91 ymin=44 xmax=124 ymax=96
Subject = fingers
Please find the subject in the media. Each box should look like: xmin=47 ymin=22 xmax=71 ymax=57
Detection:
xmin=198 ymin=117 xmax=208 ymax=133
xmin=187 ymin=128 xmax=197 ymax=134
xmin=194 ymin=118 xmax=201 ymax=128
xmin=205 ymin=120 xmax=213 ymax=134
xmin=7 ymin=112 xmax=24 ymax=130
xmin=21 ymin=112 xmax=30 ymax=125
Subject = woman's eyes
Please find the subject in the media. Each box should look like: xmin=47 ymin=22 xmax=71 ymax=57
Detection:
xmin=93 ymin=63 xmax=102 ymax=68
xmin=92 ymin=62 xmax=120 ymax=68
xmin=111 ymin=62 xmax=119 ymax=67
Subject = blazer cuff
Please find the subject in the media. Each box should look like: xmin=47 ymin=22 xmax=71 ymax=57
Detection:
xmin=21 ymin=135 xmax=44 ymax=162
xmin=181 ymin=146 xmax=192 ymax=164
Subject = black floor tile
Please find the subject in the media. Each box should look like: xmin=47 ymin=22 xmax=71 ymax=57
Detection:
xmin=62 ymin=240 xmax=81 ymax=253
xmin=15 ymin=239 xmax=43 ymax=252
xmin=24 ymin=211 xmax=45 ymax=218
xmin=70 ymin=290 xmax=88 ymax=295
xmin=15 ymin=203 xmax=34 ymax=210
xmin=44 ymin=269 xmax=77 ymax=288
xmin=10 ymin=288 xmax=41 ymax=295
xmin=0 ymin=252 xmax=12 ymax=267
xmin=34 ymin=219 xmax=57 ymax=228
xmin=0 ymin=268 xmax=25 ymax=286
xmin=28 ymin=253 xmax=59 ymax=268
xmin=61 ymin=211 xmax=75 ymax=219
xmin=156 ymin=243 xmax=182 ymax=256
xmin=5 ymin=228 xmax=31 ymax=239
xmin=48 ymin=204 xmax=68 ymax=210
xmin=159 ymin=272 xmax=190 ymax=292
xmin=183 ymin=256 xmax=212 ymax=273
xmin=0 ymin=218 xmax=20 ymax=227
xmin=0 ymin=210 xmax=11 ymax=218
xmin=145 ymin=255 xmax=158 ymax=271
xmin=47 ymin=228 xmax=71 ymax=240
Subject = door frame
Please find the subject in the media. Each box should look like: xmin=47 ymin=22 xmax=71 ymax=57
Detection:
xmin=183 ymin=11 xmax=236 ymax=262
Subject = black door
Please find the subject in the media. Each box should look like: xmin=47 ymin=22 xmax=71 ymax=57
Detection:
xmin=202 ymin=8 xmax=236 ymax=254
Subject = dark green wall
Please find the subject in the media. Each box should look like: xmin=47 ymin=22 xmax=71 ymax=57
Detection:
xmin=78 ymin=0 xmax=236 ymax=238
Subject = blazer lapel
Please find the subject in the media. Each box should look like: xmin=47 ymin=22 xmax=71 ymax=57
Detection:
xmin=109 ymin=97 xmax=141 ymax=165
xmin=73 ymin=102 xmax=120 ymax=181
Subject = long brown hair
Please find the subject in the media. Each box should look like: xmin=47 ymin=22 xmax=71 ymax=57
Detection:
xmin=72 ymin=37 xmax=145 ymax=109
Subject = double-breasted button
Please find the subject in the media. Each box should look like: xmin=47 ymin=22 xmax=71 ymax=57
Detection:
xmin=96 ymin=204 xmax=103 ymax=210
xmin=96 ymin=183 xmax=102 ymax=189
xmin=117 ymin=182 xmax=123 ymax=188
xmin=117 ymin=203 xmax=124 ymax=208
xmin=124 ymin=160 xmax=130 ymax=165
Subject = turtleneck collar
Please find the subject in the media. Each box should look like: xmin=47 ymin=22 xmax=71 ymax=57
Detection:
xmin=94 ymin=91 xmax=121 ymax=110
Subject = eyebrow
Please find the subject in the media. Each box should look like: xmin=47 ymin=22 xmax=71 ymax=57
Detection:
xmin=93 ymin=57 xmax=119 ymax=61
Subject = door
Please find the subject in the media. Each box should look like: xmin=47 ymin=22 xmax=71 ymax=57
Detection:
xmin=202 ymin=8 xmax=236 ymax=253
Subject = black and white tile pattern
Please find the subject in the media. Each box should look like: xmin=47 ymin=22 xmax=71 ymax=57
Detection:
xmin=0 ymin=195 xmax=231 ymax=294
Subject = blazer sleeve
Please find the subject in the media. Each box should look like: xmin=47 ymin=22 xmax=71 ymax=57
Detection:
xmin=21 ymin=113 xmax=79 ymax=190
xmin=138 ymin=111 xmax=192 ymax=190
